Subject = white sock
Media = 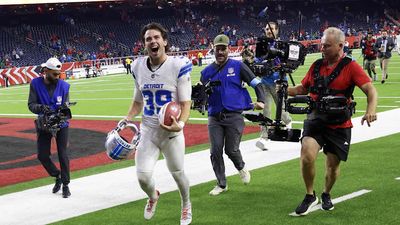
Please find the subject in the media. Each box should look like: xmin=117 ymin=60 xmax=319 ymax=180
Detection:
xmin=171 ymin=170 xmax=190 ymax=207
xmin=137 ymin=171 xmax=157 ymax=200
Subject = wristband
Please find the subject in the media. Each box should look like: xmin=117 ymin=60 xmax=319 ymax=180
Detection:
xmin=178 ymin=121 xmax=185 ymax=129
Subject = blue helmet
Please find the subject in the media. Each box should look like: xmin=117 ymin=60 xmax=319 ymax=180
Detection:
xmin=105 ymin=120 xmax=140 ymax=160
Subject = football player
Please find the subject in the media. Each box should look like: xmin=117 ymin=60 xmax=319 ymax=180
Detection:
xmin=124 ymin=22 xmax=192 ymax=225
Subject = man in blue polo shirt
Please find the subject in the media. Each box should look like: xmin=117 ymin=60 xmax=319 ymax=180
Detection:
xmin=28 ymin=57 xmax=71 ymax=198
xmin=201 ymin=34 xmax=265 ymax=196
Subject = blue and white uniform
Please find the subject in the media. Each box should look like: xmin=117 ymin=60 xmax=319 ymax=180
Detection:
xmin=132 ymin=55 xmax=192 ymax=174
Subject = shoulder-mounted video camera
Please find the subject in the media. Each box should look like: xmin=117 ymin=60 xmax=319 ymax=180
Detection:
xmin=241 ymin=38 xmax=307 ymax=142
xmin=191 ymin=80 xmax=221 ymax=115
xmin=251 ymin=37 xmax=307 ymax=76
xmin=35 ymin=102 xmax=77 ymax=137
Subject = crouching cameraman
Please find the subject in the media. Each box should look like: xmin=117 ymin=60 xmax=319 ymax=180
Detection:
xmin=287 ymin=27 xmax=377 ymax=215
xmin=28 ymin=57 xmax=71 ymax=198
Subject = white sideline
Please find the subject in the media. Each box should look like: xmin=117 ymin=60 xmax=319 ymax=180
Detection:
xmin=0 ymin=113 xmax=303 ymax=123
xmin=0 ymin=109 xmax=399 ymax=225
xmin=288 ymin=189 xmax=372 ymax=216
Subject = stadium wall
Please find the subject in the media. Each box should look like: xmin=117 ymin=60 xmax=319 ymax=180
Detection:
xmin=0 ymin=36 xmax=361 ymax=87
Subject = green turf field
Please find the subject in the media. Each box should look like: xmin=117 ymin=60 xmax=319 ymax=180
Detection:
xmin=1 ymin=50 xmax=399 ymax=224
xmin=0 ymin=49 xmax=399 ymax=128
xmin=51 ymin=133 xmax=400 ymax=225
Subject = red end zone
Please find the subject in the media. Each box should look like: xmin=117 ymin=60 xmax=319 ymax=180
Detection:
xmin=0 ymin=118 xmax=260 ymax=187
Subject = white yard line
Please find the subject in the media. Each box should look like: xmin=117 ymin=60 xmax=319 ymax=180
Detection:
xmin=71 ymin=88 xmax=132 ymax=93
xmin=396 ymin=177 xmax=400 ymax=180
xmin=355 ymin=96 xmax=400 ymax=99
xmin=0 ymin=75 xmax=125 ymax=92
xmin=68 ymin=80 xmax=107 ymax=85
xmin=0 ymin=113 xmax=304 ymax=123
xmin=289 ymin=189 xmax=372 ymax=216
xmin=377 ymin=105 xmax=399 ymax=108
xmin=376 ymin=82 xmax=400 ymax=84
xmin=0 ymin=109 xmax=399 ymax=225
xmin=0 ymin=113 xmax=297 ymax=124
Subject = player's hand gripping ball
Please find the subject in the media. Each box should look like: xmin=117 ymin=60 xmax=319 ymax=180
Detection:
xmin=158 ymin=102 xmax=181 ymax=126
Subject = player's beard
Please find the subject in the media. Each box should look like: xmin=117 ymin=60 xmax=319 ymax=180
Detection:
xmin=46 ymin=73 xmax=58 ymax=84
xmin=216 ymin=54 xmax=227 ymax=65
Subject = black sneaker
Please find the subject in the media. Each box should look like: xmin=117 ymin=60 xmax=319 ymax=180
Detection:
xmin=62 ymin=185 xmax=71 ymax=198
xmin=321 ymin=192 xmax=334 ymax=211
xmin=381 ymin=80 xmax=385 ymax=84
xmin=52 ymin=177 xmax=62 ymax=193
xmin=295 ymin=191 xmax=319 ymax=216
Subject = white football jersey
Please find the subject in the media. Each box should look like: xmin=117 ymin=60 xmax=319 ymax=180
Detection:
xmin=132 ymin=55 xmax=192 ymax=128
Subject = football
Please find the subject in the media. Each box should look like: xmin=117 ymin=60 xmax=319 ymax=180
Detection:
xmin=158 ymin=101 xmax=181 ymax=126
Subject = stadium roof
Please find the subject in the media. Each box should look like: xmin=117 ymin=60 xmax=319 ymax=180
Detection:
xmin=0 ymin=0 xmax=120 ymax=6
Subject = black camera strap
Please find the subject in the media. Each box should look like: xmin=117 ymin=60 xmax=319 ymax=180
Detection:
xmin=309 ymin=56 xmax=354 ymax=101
xmin=207 ymin=60 xmax=229 ymax=82
xmin=307 ymin=56 xmax=358 ymax=124
xmin=192 ymin=61 xmax=227 ymax=115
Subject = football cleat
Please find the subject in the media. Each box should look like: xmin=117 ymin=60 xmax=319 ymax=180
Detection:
xmin=180 ymin=203 xmax=192 ymax=225
xmin=144 ymin=190 xmax=160 ymax=220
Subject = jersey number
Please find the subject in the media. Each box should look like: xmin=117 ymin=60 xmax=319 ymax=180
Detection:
xmin=142 ymin=90 xmax=172 ymax=116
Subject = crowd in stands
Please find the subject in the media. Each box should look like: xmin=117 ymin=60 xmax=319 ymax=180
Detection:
xmin=0 ymin=0 xmax=399 ymax=69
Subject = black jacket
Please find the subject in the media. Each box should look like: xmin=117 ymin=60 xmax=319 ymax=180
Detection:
xmin=375 ymin=36 xmax=395 ymax=58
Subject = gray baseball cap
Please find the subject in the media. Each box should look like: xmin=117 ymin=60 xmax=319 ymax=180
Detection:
xmin=213 ymin=34 xmax=229 ymax=46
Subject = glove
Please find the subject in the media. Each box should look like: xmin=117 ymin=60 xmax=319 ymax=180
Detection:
xmin=41 ymin=105 xmax=51 ymax=114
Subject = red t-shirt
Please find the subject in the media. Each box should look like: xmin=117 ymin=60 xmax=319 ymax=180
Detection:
xmin=301 ymin=57 xmax=371 ymax=129
xmin=364 ymin=38 xmax=376 ymax=57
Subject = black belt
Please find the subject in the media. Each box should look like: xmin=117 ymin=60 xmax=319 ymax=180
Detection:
xmin=212 ymin=109 xmax=242 ymax=121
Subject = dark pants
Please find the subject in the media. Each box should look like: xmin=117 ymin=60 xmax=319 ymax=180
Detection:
xmin=126 ymin=64 xmax=132 ymax=74
xmin=208 ymin=112 xmax=245 ymax=188
xmin=37 ymin=127 xmax=70 ymax=185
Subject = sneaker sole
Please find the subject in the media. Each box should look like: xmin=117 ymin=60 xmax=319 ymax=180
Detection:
xmin=144 ymin=205 xmax=157 ymax=220
xmin=296 ymin=197 xmax=319 ymax=216
xmin=209 ymin=188 xmax=228 ymax=196
xmin=255 ymin=142 xmax=268 ymax=151
xmin=209 ymin=190 xmax=227 ymax=196
xmin=181 ymin=218 xmax=192 ymax=225
xmin=321 ymin=206 xmax=335 ymax=211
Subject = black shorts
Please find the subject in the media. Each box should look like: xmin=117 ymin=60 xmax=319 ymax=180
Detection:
xmin=302 ymin=119 xmax=352 ymax=161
